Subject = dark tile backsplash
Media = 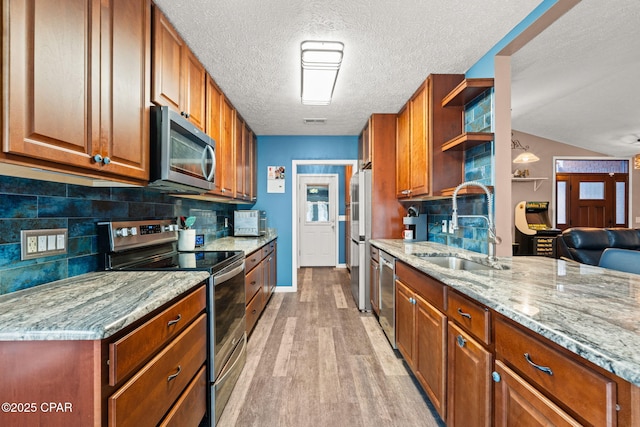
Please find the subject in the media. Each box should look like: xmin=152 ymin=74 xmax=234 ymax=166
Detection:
xmin=422 ymin=194 xmax=492 ymax=255
xmin=0 ymin=176 xmax=236 ymax=295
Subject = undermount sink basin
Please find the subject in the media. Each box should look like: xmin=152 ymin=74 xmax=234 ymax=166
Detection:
xmin=413 ymin=254 xmax=503 ymax=271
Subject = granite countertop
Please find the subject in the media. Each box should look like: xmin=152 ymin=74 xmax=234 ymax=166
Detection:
xmin=0 ymin=232 xmax=279 ymax=342
xmin=370 ymin=239 xmax=640 ymax=388
xmin=0 ymin=270 xmax=210 ymax=341
xmin=201 ymin=229 xmax=278 ymax=253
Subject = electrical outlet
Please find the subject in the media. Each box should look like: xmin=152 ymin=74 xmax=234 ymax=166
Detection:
xmin=21 ymin=229 xmax=68 ymax=260
xmin=27 ymin=236 xmax=38 ymax=254
xmin=448 ymin=220 xmax=455 ymax=234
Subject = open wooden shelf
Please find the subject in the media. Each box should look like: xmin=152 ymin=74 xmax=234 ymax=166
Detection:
xmin=438 ymin=185 xmax=495 ymax=198
xmin=512 ymin=177 xmax=548 ymax=191
xmin=442 ymin=132 xmax=494 ymax=151
xmin=441 ymin=78 xmax=494 ymax=107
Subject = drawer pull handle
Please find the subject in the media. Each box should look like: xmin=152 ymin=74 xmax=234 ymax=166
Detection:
xmin=167 ymin=314 xmax=182 ymax=327
xmin=524 ymin=353 xmax=553 ymax=376
xmin=456 ymin=335 xmax=466 ymax=348
xmin=167 ymin=365 xmax=181 ymax=382
xmin=457 ymin=308 xmax=472 ymax=319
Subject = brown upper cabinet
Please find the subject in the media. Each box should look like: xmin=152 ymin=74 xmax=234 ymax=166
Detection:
xmin=235 ymin=113 xmax=245 ymax=200
xmin=206 ymin=76 xmax=225 ymax=195
xmin=3 ymin=0 xmax=151 ymax=183
xmin=396 ymin=74 xmax=468 ymax=199
xmin=361 ymin=114 xmax=405 ymax=240
xmin=358 ymin=124 xmax=371 ymax=169
xmin=152 ymin=6 xmax=206 ymax=131
xmin=219 ymin=97 xmax=236 ymax=197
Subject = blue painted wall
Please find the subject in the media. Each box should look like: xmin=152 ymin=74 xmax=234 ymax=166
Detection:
xmin=466 ymin=0 xmax=558 ymax=78
xmin=249 ymin=135 xmax=358 ymax=287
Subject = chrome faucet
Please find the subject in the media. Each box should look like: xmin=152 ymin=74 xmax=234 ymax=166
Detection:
xmin=451 ymin=181 xmax=501 ymax=263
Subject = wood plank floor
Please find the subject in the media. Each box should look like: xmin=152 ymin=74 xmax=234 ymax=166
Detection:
xmin=218 ymin=267 xmax=445 ymax=427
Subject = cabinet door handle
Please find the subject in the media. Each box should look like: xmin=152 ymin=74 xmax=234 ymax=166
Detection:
xmin=457 ymin=308 xmax=472 ymax=319
xmin=167 ymin=314 xmax=182 ymax=327
xmin=167 ymin=365 xmax=182 ymax=382
xmin=524 ymin=353 xmax=553 ymax=376
xmin=102 ymin=156 xmax=111 ymax=165
xmin=93 ymin=154 xmax=103 ymax=163
xmin=456 ymin=335 xmax=466 ymax=348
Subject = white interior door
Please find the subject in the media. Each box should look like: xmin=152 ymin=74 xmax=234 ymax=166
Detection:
xmin=298 ymin=175 xmax=338 ymax=267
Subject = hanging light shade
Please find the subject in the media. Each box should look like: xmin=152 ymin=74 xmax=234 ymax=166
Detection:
xmin=511 ymin=133 xmax=540 ymax=163
xmin=513 ymin=151 xmax=541 ymax=163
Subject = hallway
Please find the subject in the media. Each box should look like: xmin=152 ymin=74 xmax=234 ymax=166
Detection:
xmin=219 ymin=267 xmax=444 ymax=426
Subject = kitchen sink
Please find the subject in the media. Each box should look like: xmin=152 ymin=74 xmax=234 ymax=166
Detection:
xmin=413 ymin=254 xmax=507 ymax=271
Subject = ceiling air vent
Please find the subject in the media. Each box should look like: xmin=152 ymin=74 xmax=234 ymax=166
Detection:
xmin=303 ymin=118 xmax=327 ymax=125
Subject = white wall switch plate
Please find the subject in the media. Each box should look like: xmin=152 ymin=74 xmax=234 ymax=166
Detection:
xmin=56 ymin=234 xmax=66 ymax=250
xmin=441 ymin=220 xmax=448 ymax=233
xmin=38 ymin=235 xmax=47 ymax=252
xmin=47 ymin=235 xmax=56 ymax=250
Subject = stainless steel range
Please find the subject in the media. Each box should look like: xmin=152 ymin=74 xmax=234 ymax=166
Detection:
xmin=98 ymin=219 xmax=246 ymax=427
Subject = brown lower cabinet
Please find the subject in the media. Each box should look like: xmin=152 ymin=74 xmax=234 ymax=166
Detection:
xmin=245 ymin=239 xmax=277 ymax=336
xmin=446 ymin=321 xmax=492 ymax=427
xmin=392 ymin=259 xmax=640 ymax=427
xmin=370 ymin=246 xmax=380 ymax=315
xmin=395 ymin=262 xmax=447 ymax=420
xmin=494 ymin=360 xmax=582 ymax=427
xmin=0 ymin=283 xmax=207 ymax=427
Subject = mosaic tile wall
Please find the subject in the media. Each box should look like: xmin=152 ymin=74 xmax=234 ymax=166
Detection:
xmin=422 ymin=194 xmax=492 ymax=254
xmin=463 ymin=89 xmax=493 ymax=187
xmin=420 ymin=88 xmax=494 ymax=253
xmin=0 ymin=176 xmax=235 ymax=295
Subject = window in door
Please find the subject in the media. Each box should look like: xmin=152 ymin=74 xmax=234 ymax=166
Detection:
xmin=306 ymin=185 xmax=330 ymax=222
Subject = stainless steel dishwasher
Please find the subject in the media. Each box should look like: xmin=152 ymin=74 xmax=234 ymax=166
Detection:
xmin=378 ymin=250 xmax=396 ymax=348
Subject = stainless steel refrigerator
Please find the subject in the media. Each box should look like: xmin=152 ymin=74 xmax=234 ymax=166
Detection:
xmin=349 ymin=170 xmax=371 ymax=311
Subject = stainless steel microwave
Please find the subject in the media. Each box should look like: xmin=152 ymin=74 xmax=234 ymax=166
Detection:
xmin=234 ymin=210 xmax=266 ymax=236
xmin=148 ymin=105 xmax=216 ymax=193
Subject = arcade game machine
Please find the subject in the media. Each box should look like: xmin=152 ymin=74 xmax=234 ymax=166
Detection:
xmin=514 ymin=201 xmax=561 ymax=257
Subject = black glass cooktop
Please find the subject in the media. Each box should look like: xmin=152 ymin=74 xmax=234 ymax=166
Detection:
xmin=119 ymin=250 xmax=244 ymax=273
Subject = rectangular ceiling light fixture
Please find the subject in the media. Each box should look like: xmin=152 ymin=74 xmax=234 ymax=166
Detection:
xmin=301 ymin=41 xmax=344 ymax=105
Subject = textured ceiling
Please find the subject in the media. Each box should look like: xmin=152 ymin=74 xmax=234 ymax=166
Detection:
xmin=153 ymin=0 xmax=539 ymax=136
xmin=511 ymin=0 xmax=640 ymax=157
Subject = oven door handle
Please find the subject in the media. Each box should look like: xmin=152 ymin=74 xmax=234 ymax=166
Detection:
xmin=214 ymin=261 xmax=245 ymax=285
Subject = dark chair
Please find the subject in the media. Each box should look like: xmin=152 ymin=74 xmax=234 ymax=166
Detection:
xmin=556 ymin=227 xmax=640 ymax=265
xmin=598 ymin=248 xmax=640 ymax=275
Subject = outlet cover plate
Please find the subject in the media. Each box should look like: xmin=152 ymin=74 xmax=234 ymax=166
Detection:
xmin=21 ymin=229 xmax=68 ymax=260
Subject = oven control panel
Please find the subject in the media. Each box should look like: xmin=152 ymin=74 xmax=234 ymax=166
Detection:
xmin=99 ymin=220 xmax=178 ymax=252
